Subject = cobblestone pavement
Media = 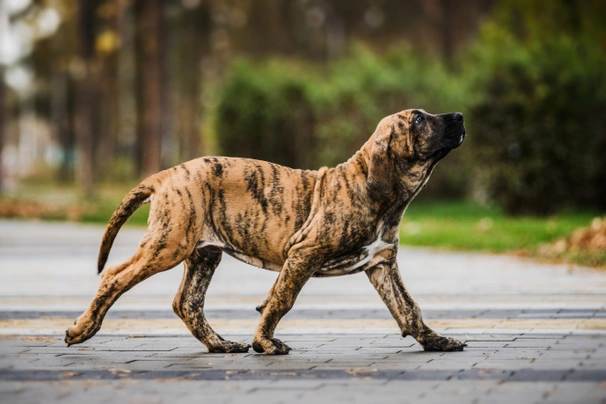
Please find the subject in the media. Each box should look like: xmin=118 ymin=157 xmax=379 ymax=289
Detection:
xmin=1 ymin=220 xmax=605 ymax=403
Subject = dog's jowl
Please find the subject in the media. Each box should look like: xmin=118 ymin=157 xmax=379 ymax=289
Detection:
xmin=66 ymin=109 xmax=468 ymax=355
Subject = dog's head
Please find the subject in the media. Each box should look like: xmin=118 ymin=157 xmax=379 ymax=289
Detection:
xmin=366 ymin=109 xmax=466 ymax=197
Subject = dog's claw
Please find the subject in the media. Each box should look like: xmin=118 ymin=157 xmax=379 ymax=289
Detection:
xmin=208 ymin=340 xmax=251 ymax=353
xmin=422 ymin=335 xmax=466 ymax=352
xmin=65 ymin=328 xmax=78 ymax=346
xmin=64 ymin=330 xmax=72 ymax=347
xmin=252 ymin=337 xmax=291 ymax=355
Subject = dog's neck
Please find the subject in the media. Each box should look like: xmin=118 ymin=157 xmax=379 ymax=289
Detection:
xmin=344 ymin=141 xmax=435 ymax=209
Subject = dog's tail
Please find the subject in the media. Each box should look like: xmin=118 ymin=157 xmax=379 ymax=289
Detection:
xmin=97 ymin=177 xmax=158 ymax=274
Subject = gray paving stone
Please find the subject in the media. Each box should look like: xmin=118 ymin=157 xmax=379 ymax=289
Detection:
xmin=479 ymin=382 xmax=558 ymax=404
xmin=565 ymin=368 xmax=606 ymax=381
xmin=473 ymin=359 xmax=536 ymax=369
xmin=420 ymin=381 xmax=495 ymax=404
xmin=416 ymin=360 xmax=482 ymax=370
xmin=525 ymin=359 xmax=584 ymax=369
xmin=508 ymin=368 xmax=572 ymax=381
xmin=465 ymin=341 xmax=511 ymax=348
xmin=538 ymin=350 xmax=592 ymax=359
xmin=542 ymin=382 xmax=606 ymax=404
xmin=360 ymin=362 xmax=421 ymax=370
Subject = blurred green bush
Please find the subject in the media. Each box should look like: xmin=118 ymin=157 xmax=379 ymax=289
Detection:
xmin=216 ymin=61 xmax=316 ymax=169
xmin=216 ymin=46 xmax=470 ymax=200
xmin=467 ymin=0 xmax=606 ymax=215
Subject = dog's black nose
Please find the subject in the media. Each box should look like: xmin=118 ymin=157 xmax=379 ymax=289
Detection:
xmin=453 ymin=112 xmax=464 ymax=122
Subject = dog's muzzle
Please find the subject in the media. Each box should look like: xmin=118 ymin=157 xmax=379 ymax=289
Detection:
xmin=444 ymin=112 xmax=466 ymax=148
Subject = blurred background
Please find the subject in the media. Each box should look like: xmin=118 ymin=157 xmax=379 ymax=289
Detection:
xmin=0 ymin=0 xmax=604 ymax=266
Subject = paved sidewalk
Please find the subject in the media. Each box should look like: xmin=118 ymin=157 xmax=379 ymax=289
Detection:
xmin=1 ymin=219 xmax=605 ymax=403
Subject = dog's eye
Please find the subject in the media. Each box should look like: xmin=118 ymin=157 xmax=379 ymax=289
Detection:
xmin=415 ymin=115 xmax=424 ymax=124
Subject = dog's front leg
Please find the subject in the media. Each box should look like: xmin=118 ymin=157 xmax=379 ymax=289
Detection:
xmin=252 ymin=253 xmax=318 ymax=355
xmin=366 ymin=261 xmax=466 ymax=352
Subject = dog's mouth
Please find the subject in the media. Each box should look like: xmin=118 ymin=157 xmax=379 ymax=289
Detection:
xmin=455 ymin=128 xmax=466 ymax=147
xmin=445 ymin=122 xmax=466 ymax=149
xmin=429 ymin=123 xmax=465 ymax=161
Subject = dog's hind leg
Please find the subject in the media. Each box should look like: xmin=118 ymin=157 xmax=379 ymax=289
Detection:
xmin=65 ymin=226 xmax=193 ymax=346
xmin=173 ymin=247 xmax=250 ymax=353
xmin=366 ymin=261 xmax=467 ymax=352
xmin=255 ymin=279 xmax=276 ymax=315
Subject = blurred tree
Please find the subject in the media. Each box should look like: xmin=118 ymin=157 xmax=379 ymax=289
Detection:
xmin=54 ymin=71 xmax=76 ymax=184
xmin=423 ymin=0 xmax=456 ymax=64
xmin=216 ymin=60 xmax=317 ymax=169
xmin=0 ymin=0 xmax=5 ymax=193
xmin=0 ymin=64 xmax=4 ymax=193
xmin=134 ymin=0 xmax=165 ymax=177
xmin=23 ymin=1 xmax=74 ymax=184
xmin=172 ymin=0 xmax=211 ymax=162
xmin=467 ymin=0 xmax=606 ymax=215
xmin=74 ymin=0 xmax=99 ymax=196
xmin=94 ymin=0 xmax=122 ymax=177
xmin=218 ymin=0 xmax=495 ymax=63
xmin=53 ymin=3 xmax=78 ymax=184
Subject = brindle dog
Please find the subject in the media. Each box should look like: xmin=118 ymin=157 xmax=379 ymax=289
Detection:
xmin=65 ymin=109 xmax=467 ymax=355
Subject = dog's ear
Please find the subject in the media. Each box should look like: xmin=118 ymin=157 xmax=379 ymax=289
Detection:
xmin=367 ymin=123 xmax=394 ymax=197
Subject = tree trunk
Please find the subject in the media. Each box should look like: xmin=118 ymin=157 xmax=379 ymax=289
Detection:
xmin=0 ymin=64 xmax=5 ymax=193
xmin=74 ymin=0 xmax=98 ymax=196
xmin=52 ymin=71 xmax=76 ymax=183
xmin=440 ymin=0 xmax=455 ymax=66
xmin=423 ymin=0 xmax=455 ymax=66
xmin=47 ymin=1 xmax=77 ymax=184
xmin=95 ymin=0 xmax=121 ymax=178
xmin=134 ymin=0 xmax=164 ymax=178
xmin=176 ymin=3 xmax=211 ymax=161
xmin=0 ymin=0 xmax=7 ymax=192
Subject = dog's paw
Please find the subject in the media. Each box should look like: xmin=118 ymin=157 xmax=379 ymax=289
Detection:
xmin=422 ymin=335 xmax=467 ymax=352
xmin=252 ymin=337 xmax=292 ymax=355
xmin=65 ymin=317 xmax=99 ymax=347
xmin=65 ymin=324 xmax=98 ymax=347
xmin=208 ymin=340 xmax=251 ymax=354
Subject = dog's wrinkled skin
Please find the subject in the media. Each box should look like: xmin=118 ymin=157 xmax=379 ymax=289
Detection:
xmin=66 ymin=109 xmax=467 ymax=355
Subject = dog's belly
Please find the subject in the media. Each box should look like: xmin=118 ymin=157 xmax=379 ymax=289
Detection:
xmin=197 ymin=237 xmax=396 ymax=277
xmin=314 ymin=238 xmax=396 ymax=277
xmin=196 ymin=240 xmax=284 ymax=272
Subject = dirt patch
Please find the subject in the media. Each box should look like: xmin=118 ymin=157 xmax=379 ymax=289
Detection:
xmin=0 ymin=199 xmax=82 ymax=221
xmin=20 ymin=336 xmax=61 ymax=343
xmin=539 ymin=217 xmax=606 ymax=268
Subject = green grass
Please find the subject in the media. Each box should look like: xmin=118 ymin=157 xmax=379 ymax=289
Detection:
xmin=400 ymin=200 xmax=598 ymax=253
xmin=79 ymin=192 xmax=150 ymax=226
